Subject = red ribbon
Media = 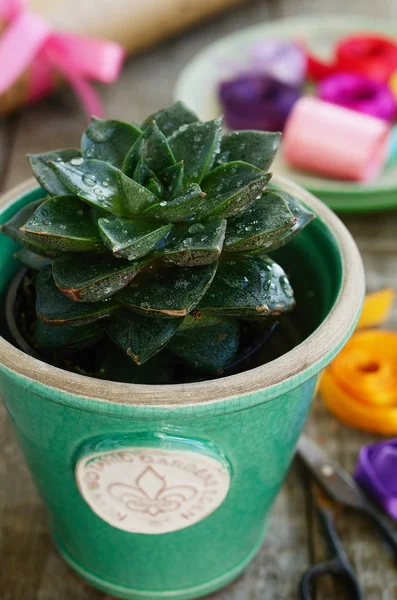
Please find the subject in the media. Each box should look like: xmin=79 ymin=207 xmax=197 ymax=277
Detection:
xmin=306 ymin=34 xmax=397 ymax=84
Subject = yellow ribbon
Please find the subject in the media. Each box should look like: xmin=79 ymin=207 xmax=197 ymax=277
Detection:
xmin=320 ymin=289 xmax=397 ymax=434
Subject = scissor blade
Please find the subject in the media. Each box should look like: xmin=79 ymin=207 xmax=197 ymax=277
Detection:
xmin=297 ymin=435 xmax=368 ymax=510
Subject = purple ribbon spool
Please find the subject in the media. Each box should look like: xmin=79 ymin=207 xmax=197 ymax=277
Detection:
xmin=354 ymin=439 xmax=397 ymax=520
xmin=318 ymin=73 xmax=397 ymax=122
xmin=219 ymin=74 xmax=300 ymax=131
xmin=249 ymin=39 xmax=307 ymax=87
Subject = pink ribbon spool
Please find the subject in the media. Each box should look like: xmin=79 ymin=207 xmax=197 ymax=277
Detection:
xmin=0 ymin=0 xmax=125 ymax=117
xmin=283 ymin=97 xmax=391 ymax=182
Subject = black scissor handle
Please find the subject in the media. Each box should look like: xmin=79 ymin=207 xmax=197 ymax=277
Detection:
xmin=299 ymin=560 xmax=363 ymax=600
xmin=299 ymin=506 xmax=364 ymax=600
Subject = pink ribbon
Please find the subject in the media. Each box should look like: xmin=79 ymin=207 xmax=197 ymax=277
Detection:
xmin=0 ymin=0 xmax=125 ymax=117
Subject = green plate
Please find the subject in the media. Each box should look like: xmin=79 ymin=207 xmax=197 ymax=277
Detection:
xmin=174 ymin=15 xmax=397 ymax=213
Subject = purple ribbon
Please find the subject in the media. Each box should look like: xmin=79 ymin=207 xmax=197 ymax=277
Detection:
xmin=318 ymin=73 xmax=397 ymax=122
xmin=249 ymin=39 xmax=307 ymax=87
xmin=217 ymin=40 xmax=304 ymax=131
xmin=219 ymin=74 xmax=300 ymax=131
xmin=354 ymin=439 xmax=397 ymax=520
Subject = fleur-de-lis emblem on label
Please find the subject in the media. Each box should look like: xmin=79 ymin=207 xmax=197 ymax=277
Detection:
xmin=108 ymin=466 xmax=197 ymax=516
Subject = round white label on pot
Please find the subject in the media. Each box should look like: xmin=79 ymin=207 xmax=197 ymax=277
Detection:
xmin=76 ymin=447 xmax=230 ymax=534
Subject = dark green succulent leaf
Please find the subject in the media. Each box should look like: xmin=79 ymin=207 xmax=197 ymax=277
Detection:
xmin=49 ymin=158 xmax=123 ymax=215
xmin=142 ymin=101 xmax=199 ymax=137
xmin=98 ymin=340 xmax=174 ymax=383
xmin=268 ymin=189 xmax=315 ymax=250
xmin=216 ymin=131 xmax=281 ymax=170
xmin=28 ymin=149 xmax=81 ymax=196
xmin=35 ymin=318 xmax=104 ymax=349
xmin=0 ymin=199 xmax=61 ymax=258
xmin=89 ymin=206 xmax=113 ymax=223
xmin=14 ymin=248 xmax=53 ymax=270
xmin=133 ymin=160 xmax=165 ymax=193
xmin=118 ymin=262 xmax=217 ymax=317
xmin=224 ymin=191 xmax=296 ymax=252
xmin=122 ymin=121 xmax=175 ymax=178
xmin=117 ymin=171 xmax=158 ymax=217
xmin=133 ymin=156 xmax=152 ymax=186
xmin=158 ymin=218 xmax=226 ymax=266
xmin=225 ymin=321 xmax=277 ymax=373
xmin=107 ymin=311 xmax=182 ymax=365
xmin=199 ymin=161 xmax=271 ymax=218
xmin=158 ymin=161 xmax=184 ymax=198
xmin=81 ymin=117 xmax=142 ymax=168
xmin=52 ymin=254 xmax=149 ymax=302
xmin=168 ymin=118 xmax=222 ymax=184
xmin=197 ymin=255 xmax=293 ymax=317
xmin=146 ymin=174 xmax=164 ymax=198
xmin=168 ymin=314 xmax=239 ymax=374
xmin=20 ymin=195 xmax=103 ymax=252
xmin=36 ymin=266 xmax=120 ymax=325
xmin=142 ymin=183 xmax=203 ymax=222
xmin=98 ymin=216 xmax=172 ymax=260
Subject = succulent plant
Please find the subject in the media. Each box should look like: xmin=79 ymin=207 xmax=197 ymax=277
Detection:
xmin=1 ymin=102 xmax=314 ymax=382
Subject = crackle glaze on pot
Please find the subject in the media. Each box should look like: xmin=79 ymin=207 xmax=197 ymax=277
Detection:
xmin=0 ymin=176 xmax=364 ymax=600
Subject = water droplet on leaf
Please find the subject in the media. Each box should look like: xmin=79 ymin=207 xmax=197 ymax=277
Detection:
xmin=188 ymin=223 xmax=204 ymax=234
xmin=90 ymin=128 xmax=112 ymax=143
xmin=82 ymin=173 xmax=97 ymax=187
xmin=280 ymin=275 xmax=293 ymax=297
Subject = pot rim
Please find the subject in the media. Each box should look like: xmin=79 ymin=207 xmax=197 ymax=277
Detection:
xmin=0 ymin=176 xmax=364 ymax=407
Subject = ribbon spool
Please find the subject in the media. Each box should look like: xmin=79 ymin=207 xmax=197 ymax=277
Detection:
xmin=219 ymin=74 xmax=300 ymax=131
xmin=357 ymin=288 xmax=396 ymax=329
xmin=321 ymin=330 xmax=397 ymax=435
xmin=0 ymin=0 xmax=125 ymax=117
xmin=355 ymin=440 xmax=397 ymax=520
xmin=307 ymin=34 xmax=397 ymax=84
xmin=318 ymin=73 xmax=397 ymax=122
xmin=283 ymin=97 xmax=391 ymax=181
xmin=249 ymin=40 xmax=306 ymax=87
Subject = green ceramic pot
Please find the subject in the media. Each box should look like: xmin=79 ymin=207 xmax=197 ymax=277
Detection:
xmin=0 ymin=176 xmax=364 ymax=600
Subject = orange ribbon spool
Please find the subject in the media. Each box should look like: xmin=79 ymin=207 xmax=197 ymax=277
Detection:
xmin=320 ymin=289 xmax=397 ymax=434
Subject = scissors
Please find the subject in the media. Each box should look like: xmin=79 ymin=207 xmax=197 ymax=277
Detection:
xmin=296 ymin=435 xmax=397 ymax=600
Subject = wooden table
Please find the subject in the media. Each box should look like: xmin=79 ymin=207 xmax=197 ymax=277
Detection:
xmin=1 ymin=0 xmax=396 ymax=598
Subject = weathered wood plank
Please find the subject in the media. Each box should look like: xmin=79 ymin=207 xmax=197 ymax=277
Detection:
xmin=1 ymin=0 xmax=397 ymax=598
xmin=0 ymin=116 xmax=19 ymax=192
xmin=2 ymin=92 xmax=86 ymax=192
xmin=306 ymin=399 xmax=397 ymax=600
xmin=342 ymin=214 xmax=397 ymax=328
